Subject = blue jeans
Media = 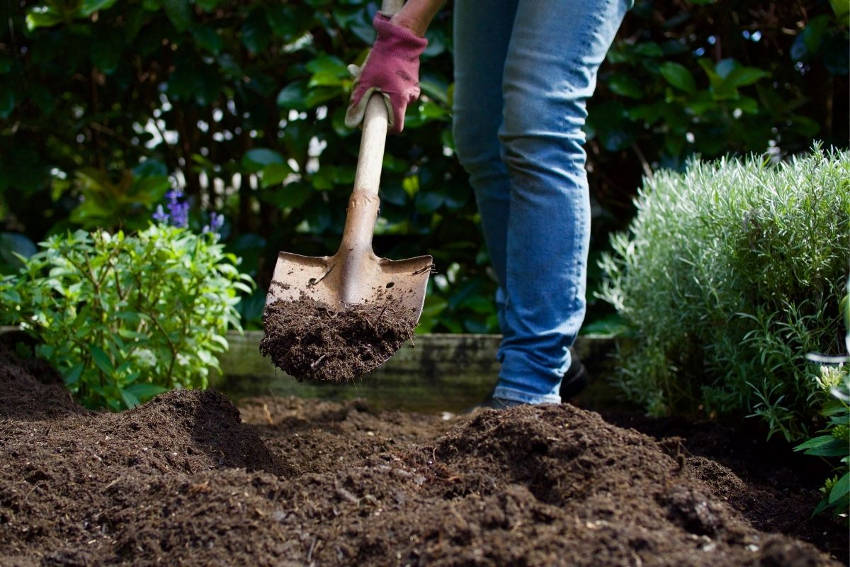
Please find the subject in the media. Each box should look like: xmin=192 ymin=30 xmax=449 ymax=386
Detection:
xmin=452 ymin=0 xmax=629 ymax=404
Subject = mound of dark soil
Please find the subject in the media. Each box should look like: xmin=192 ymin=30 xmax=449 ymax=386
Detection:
xmin=260 ymin=296 xmax=415 ymax=382
xmin=0 ymin=344 xmax=844 ymax=566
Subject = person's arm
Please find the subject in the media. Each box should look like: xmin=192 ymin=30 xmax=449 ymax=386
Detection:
xmin=389 ymin=0 xmax=445 ymax=37
xmin=344 ymin=1 xmax=446 ymax=133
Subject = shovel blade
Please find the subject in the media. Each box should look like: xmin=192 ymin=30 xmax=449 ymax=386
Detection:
xmin=266 ymin=250 xmax=433 ymax=322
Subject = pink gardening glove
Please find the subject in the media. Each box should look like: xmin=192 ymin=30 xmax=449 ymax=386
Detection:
xmin=345 ymin=13 xmax=428 ymax=134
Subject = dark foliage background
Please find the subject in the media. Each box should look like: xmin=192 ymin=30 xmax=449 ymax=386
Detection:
xmin=1 ymin=0 xmax=847 ymax=331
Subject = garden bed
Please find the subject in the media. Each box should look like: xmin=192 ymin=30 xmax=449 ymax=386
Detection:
xmin=1 ymin=339 xmax=846 ymax=566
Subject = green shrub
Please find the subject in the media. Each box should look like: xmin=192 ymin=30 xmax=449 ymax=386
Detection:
xmin=599 ymin=146 xmax=850 ymax=440
xmin=0 ymin=224 xmax=252 ymax=410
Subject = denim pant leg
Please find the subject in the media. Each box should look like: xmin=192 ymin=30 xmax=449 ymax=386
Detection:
xmin=452 ymin=0 xmax=517 ymax=290
xmin=453 ymin=0 xmax=629 ymax=404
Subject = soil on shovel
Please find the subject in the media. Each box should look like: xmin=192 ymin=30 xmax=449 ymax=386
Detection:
xmin=1 ymin=339 xmax=846 ymax=566
xmin=260 ymin=293 xmax=416 ymax=382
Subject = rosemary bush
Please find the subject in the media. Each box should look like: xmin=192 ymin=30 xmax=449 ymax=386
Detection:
xmin=0 ymin=224 xmax=252 ymax=410
xmin=599 ymin=146 xmax=850 ymax=440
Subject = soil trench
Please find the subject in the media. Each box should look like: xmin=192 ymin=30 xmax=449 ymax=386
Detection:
xmin=0 ymin=340 xmax=846 ymax=566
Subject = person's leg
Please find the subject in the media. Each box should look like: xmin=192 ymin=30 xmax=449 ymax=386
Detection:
xmin=452 ymin=0 xmax=518 ymax=329
xmin=492 ymin=0 xmax=631 ymax=404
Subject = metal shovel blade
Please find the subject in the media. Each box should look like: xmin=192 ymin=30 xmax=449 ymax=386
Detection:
xmin=266 ymin=248 xmax=433 ymax=318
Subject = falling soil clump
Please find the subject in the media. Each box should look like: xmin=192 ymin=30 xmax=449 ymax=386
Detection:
xmin=260 ymin=295 xmax=416 ymax=382
xmin=1 ymin=339 xmax=845 ymax=566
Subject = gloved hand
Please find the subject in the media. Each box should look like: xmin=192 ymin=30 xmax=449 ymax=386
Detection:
xmin=344 ymin=13 xmax=428 ymax=134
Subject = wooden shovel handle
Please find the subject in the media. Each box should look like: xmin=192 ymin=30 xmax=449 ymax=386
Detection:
xmin=350 ymin=0 xmax=404 ymax=199
xmin=382 ymin=0 xmax=405 ymax=14
xmin=338 ymin=0 xmax=405 ymax=253
xmin=340 ymin=95 xmax=387 ymax=253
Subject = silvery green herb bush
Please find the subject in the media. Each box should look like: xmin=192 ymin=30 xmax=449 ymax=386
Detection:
xmin=599 ymin=146 xmax=850 ymax=440
xmin=0 ymin=224 xmax=252 ymax=410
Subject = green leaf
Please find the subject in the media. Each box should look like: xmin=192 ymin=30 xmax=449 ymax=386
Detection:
xmin=196 ymin=0 xmax=222 ymax=11
xmin=791 ymin=15 xmax=830 ymax=62
xmin=115 ymin=311 xmax=142 ymax=326
xmin=25 ymin=9 xmax=62 ymax=31
xmin=416 ymin=295 xmax=448 ymax=333
xmin=830 ymin=0 xmax=850 ymax=20
xmin=80 ymin=0 xmax=118 ymax=17
xmin=120 ymin=387 xmax=141 ymax=409
xmin=91 ymin=32 xmax=123 ymax=74
xmin=734 ymin=96 xmax=759 ymax=115
xmin=117 ymin=328 xmax=145 ymax=339
xmin=607 ymin=73 xmax=645 ymax=99
xmin=420 ymin=75 xmax=449 ymax=105
xmin=627 ymin=102 xmax=667 ymax=125
xmin=260 ymin=163 xmax=292 ymax=187
xmin=260 ymin=181 xmax=312 ymax=209
xmin=715 ymin=58 xmax=737 ymax=79
xmin=90 ymin=345 xmax=114 ymax=375
xmin=162 ymin=0 xmax=192 ymax=32
xmin=306 ymin=55 xmax=348 ymax=87
xmin=242 ymin=10 xmax=272 ymax=54
xmin=266 ymin=5 xmax=298 ymax=38
xmin=658 ymin=62 xmax=696 ymax=94
xmin=276 ymin=81 xmax=309 ymax=110
xmin=423 ymin=28 xmax=448 ymax=58
xmin=698 ymin=59 xmax=740 ymax=100
xmin=134 ymin=159 xmax=168 ymax=178
xmin=634 ymin=42 xmax=664 ymax=58
xmin=304 ymin=87 xmax=339 ymax=109
xmin=242 ymin=148 xmax=285 ymax=173
xmin=64 ymin=364 xmax=84 ymax=386
xmin=723 ymin=66 xmax=769 ymax=89
xmin=795 ymin=435 xmax=847 ymax=457
xmin=192 ymin=26 xmax=223 ymax=54
xmin=829 ymin=472 xmax=849 ymax=504
xmin=124 ymin=383 xmax=169 ymax=400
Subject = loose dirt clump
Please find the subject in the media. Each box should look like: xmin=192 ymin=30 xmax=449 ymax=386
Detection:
xmin=0 ymin=342 xmax=845 ymax=566
xmin=260 ymin=295 xmax=415 ymax=382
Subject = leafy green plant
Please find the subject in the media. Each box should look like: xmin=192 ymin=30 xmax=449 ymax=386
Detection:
xmin=0 ymin=224 xmax=252 ymax=410
xmin=795 ymin=364 xmax=850 ymax=521
xmin=598 ymin=146 xmax=850 ymax=440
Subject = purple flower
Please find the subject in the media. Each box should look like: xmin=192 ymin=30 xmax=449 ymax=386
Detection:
xmin=152 ymin=205 xmax=169 ymax=224
xmin=153 ymin=189 xmax=190 ymax=228
xmin=203 ymin=212 xmax=224 ymax=234
xmin=170 ymin=201 xmax=189 ymax=228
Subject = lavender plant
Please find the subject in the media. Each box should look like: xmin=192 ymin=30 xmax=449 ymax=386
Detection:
xmin=599 ymin=146 xmax=849 ymax=440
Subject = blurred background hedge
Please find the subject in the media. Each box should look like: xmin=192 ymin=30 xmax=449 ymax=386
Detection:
xmin=1 ymin=0 xmax=847 ymax=332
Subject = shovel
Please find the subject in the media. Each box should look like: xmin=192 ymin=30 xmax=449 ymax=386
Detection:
xmin=265 ymin=90 xmax=433 ymax=312
xmin=262 ymin=0 xmax=433 ymax=380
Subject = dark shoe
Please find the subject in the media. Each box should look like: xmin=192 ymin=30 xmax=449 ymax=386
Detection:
xmin=479 ymin=396 xmax=526 ymax=410
xmin=468 ymin=352 xmax=588 ymax=413
xmin=466 ymin=396 xmax=526 ymax=413
xmin=559 ymin=353 xmax=588 ymax=401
